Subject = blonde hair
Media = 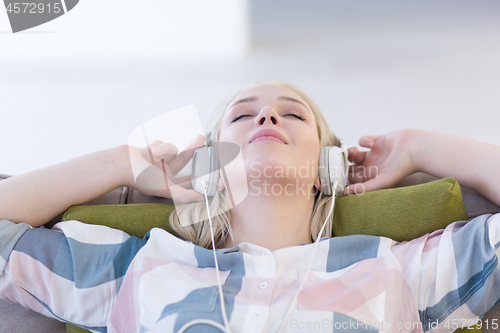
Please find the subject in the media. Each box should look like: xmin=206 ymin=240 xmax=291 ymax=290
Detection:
xmin=169 ymin=79 xmax=341 ymax=248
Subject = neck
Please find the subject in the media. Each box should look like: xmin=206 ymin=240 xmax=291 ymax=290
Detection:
xmin=221 ymin=183 xmax=317 ymax=251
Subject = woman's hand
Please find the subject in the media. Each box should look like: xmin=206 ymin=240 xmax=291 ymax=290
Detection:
xmin=344 ymin=129 xmax=500 ymax=206
xmin=344 ymin=129 xmax=421 ymax=194
xmin=123 ymin=135 xmax=206 ymax=203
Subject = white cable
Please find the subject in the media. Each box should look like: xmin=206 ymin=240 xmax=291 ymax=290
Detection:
xmin=180 ymin=179 xmax=339 ymax=333
xmin=276 ymin=180 xmax=339 ymax=333
xmin=178 ymin=319 xmax=228 ymax=332
xmin=178 ymin=181 xmax=232 ymax=333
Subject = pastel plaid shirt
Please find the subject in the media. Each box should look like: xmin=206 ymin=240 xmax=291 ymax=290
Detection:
xmin=1 ymin=213 xmax=500 ymax=332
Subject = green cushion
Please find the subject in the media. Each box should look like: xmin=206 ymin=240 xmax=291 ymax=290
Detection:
xmin=332 ymin=177 xmax=469 ymax=241
xmin=63 ymin=177 xmax=478 ymax=333
xmin=62 ymin=203 xmax=178 ymax=239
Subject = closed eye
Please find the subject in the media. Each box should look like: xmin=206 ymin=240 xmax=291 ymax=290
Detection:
xmin=231 ymin=113 xmax=252 ymax=122
xmin=231 ymin=113 xmax=305 ymax=123
xmin=285 ymin=113 xmax=306 ymax=121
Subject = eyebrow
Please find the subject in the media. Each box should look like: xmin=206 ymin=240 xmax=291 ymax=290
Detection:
xmin=277 ymin=96 xmax=308 ymax=109
xmin=230 ymin=96 xmax=258 ymax=107
xmin=229 ymin=95 xmax=309 ymax=110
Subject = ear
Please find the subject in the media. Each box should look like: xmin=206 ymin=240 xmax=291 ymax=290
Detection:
xmin=314 ymin=176 xmax=321 ymax=192
xmin=218 ymin=178 xmax=225 ymax=193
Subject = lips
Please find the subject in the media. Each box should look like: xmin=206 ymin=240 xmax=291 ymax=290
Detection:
xmin=249 ymin=129 xmax=287 ymax=144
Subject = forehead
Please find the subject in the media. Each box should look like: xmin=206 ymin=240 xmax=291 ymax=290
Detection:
xmin=229 ymin=84 xmax=309 ymax=109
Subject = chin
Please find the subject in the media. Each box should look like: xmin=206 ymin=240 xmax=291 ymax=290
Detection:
xmin=242 ymin=149 xmax=317 ymax=183
xmin=245 ymin=159 xmax=294 ymax=185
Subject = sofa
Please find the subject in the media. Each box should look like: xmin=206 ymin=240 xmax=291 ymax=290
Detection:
xmin=1 ymin=172 xmax=500 ymax=333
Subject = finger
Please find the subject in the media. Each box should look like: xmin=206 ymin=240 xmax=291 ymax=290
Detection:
xmin=347 ymin=165 xmax=359 ymax=184
xmin=189 ymin=135 xmax=207 ymax=149
xmin=169 ymin=185 xmax=205 ymax=203
xmin=150 ymin=162 xmax=199 ymax=194
xmin=148 ymin=140 xmax=164 ymax=163
xmin=344 ymin=173 xmax=393 ymax=195
xmin=343 ymin=183 xmax=370 ymax=196
xmin=151 ymin=143 xmax=179 ymax=164
xmin=353 ymin=150 xmax=366 ymax=165
xmin=173 ymin=175 xmax=193 ymax=189
xmin=347 ymin=165 xmax=371 ymax=184
xmin=347 ymin=147 xmax=358 ymax=163
xmin=358 ymin=135 xmax=378 ymax=149
xmin=150 ymin=140 xmax=163 ymax=147
xmin=159 ymin=160 xmax=177 ymax=184
xmin=169 ymin=135 xmax=206 ymax=175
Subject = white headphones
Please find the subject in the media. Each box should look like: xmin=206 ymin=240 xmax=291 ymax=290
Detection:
xmin=192 ymin=144 xmax=348 ymax=197
xmin=318 ymin=146 xmax=349 ymax=196
xmin=191 ymin=146 xmax=220 ymax=196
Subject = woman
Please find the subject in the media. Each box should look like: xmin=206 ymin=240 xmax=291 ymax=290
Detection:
xmin=1 ymin=80 xmax=500 ymax=332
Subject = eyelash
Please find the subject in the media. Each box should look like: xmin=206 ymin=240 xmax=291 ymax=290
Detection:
xmin=230 ymin=113 xmax=306 ymax=123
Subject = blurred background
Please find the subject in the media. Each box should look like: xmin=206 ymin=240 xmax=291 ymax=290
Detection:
xmin=1 ymin=0 xmax=499 ymax=175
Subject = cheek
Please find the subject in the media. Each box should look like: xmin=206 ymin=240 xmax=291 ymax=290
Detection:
xmin=218 ymin=127 xmax=232 ymax=143
xmin=219 ymin=120 xmax=253 ymax=144
xmin=300 ymin=128 xmax=321 ymax=151
xmin=301 ymin=134 xmax=321 ymax=167
xmin=218 ymin=126 xmax=241 ymax=145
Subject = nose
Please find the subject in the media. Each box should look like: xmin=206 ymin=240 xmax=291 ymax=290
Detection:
xmin=255 ymin=106 xmax=282 ymax=127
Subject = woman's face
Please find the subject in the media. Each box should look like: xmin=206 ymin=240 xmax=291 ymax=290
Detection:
xmin=219 ymin=84 xmax=321 ymax=191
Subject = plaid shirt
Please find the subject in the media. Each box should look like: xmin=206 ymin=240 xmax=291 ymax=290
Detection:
xmin=1 ymin=213 xmax=500 ymax=332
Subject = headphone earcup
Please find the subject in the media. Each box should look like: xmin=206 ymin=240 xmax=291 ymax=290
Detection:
xmin=318 ymin=146 xmax=348 ymax=196
xmin=318 ymin=147 xmax=332 ymax=196
xmin=191 ymin=146 xmax=220 ymax=196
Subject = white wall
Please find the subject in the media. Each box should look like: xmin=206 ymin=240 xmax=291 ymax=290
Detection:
xmin=1 ymin=0 xmax=500 ymax=176
xmin=0 ymin=0 xmax=249 ymax=61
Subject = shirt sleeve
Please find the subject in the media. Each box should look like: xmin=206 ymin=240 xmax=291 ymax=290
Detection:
xmin=391 ymin=213 xmax=500 ymax=331
xmin=0 ymin=219 xmax=149 ymax=332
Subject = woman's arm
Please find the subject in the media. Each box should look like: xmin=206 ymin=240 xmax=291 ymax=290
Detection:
xmin=346 ymin=129 xmax=500 ymax=206
xmin=0 ymin=146 xmax=129 ymax=227
xmin=0 ymin=136 xmax=205 ymax=228
xmin=411 ymin=130 xmax=500 ymax=205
